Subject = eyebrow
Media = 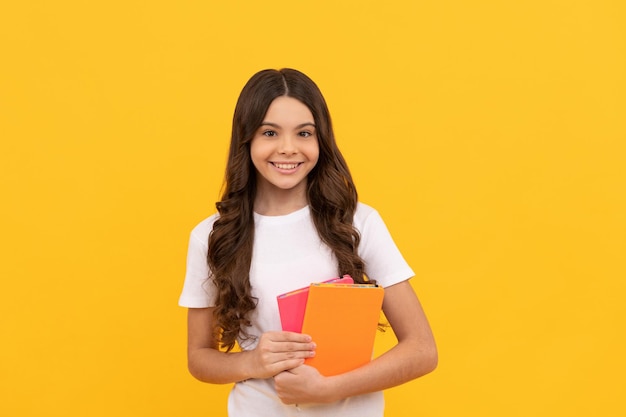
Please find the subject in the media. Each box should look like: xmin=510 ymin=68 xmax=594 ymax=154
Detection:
xmin=260 ymin=122 xmax=316 ymax=129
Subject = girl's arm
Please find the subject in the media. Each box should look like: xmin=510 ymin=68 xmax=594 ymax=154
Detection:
xmin=187 ymin=307 xmax=316 ymax=383
xmin=273 ymin=280 xmax=437 ymax=404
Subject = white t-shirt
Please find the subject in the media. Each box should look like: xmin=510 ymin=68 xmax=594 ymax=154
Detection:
xmin=179 ymin=203 xmax=415 ymax=417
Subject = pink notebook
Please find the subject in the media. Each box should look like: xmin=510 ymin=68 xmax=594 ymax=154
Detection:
xmin=277 ymin=275 xmax=354 ymax=332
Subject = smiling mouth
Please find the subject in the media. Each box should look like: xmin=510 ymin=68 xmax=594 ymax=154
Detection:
xmin=272 ymin=162 xmax=301 ymax=169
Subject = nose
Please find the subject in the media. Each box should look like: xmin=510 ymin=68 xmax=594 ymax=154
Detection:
xmin=278 ymin=134 xmax=298 ymax=154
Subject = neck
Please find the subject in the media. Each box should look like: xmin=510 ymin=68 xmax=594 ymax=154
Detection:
xmin=254 ymin=184 xmax=308 ymax=216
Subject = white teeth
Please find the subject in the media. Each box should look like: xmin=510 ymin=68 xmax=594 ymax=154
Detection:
xmin=274 ymin=163 xmax=299 ymax=169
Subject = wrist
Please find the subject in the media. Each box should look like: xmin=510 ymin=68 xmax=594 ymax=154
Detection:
xmin=236 ymin=350 xmax=256 ymax=381
xmin=318 ymin=374 xmax=342 ymax=403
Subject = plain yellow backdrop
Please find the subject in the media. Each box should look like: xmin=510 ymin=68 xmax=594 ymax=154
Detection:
xmin=1 ymin=1 xmax=624 ymax=416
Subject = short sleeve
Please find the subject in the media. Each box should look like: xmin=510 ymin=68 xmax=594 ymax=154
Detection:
xmin=355 ymin=203 xmax=415 ymax=288
xmin=178 ymin=216 xmax=218 ymax=308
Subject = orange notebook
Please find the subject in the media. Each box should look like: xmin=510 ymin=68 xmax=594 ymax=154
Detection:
xmin=277 ymin=275 xmax=354 ymax=333
xmin=302 ymin=284 xmax=385 ymax=376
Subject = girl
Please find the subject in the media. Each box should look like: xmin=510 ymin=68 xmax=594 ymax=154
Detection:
xmin=179 ymin=68 xmax=437 ymax=416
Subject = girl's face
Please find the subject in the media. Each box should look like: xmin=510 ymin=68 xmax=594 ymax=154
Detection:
xmin=250 ymin=96 xmax=319 ymax=205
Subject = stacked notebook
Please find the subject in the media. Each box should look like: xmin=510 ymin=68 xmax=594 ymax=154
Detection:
xmin=276 ymin=275 xmax=385 ymax=376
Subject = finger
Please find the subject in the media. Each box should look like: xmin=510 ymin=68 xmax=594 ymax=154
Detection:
xmin=257 ymin=343 xmax=314 ymax=368
xmin=260 ymin=358 xmax=305 ymax=379
xmin=266 ymin=331 xmax=313 ymax=343
xmin=276 ymin=358 xmax=306 ymax=372
xmin=263 ymin=348 xmax=314 ymax=368
xmin=258 ymin=341 xmax=316 ymax=356
xmin=259 ymin=336 xmax=316 ymax=354
xmin=276 ymin=340 xmax=316 ymax=353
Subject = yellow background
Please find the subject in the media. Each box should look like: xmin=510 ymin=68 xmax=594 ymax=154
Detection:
xmin=1 ymin=1 xmax=624 ymax=416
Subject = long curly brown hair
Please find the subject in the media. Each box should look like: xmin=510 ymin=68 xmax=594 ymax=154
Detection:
xmin=208 ymin=68 xmax=367 ymax=351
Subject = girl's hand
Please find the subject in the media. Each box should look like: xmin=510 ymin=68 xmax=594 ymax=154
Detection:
xmin=274 ymin=365 xmax=335 ymax=405
xmin=246 ymin=331 xmax=316 ymax=379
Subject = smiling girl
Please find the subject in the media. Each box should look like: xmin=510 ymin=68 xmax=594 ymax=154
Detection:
xmin=179 ymin=68 xmax=437 ymax=416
